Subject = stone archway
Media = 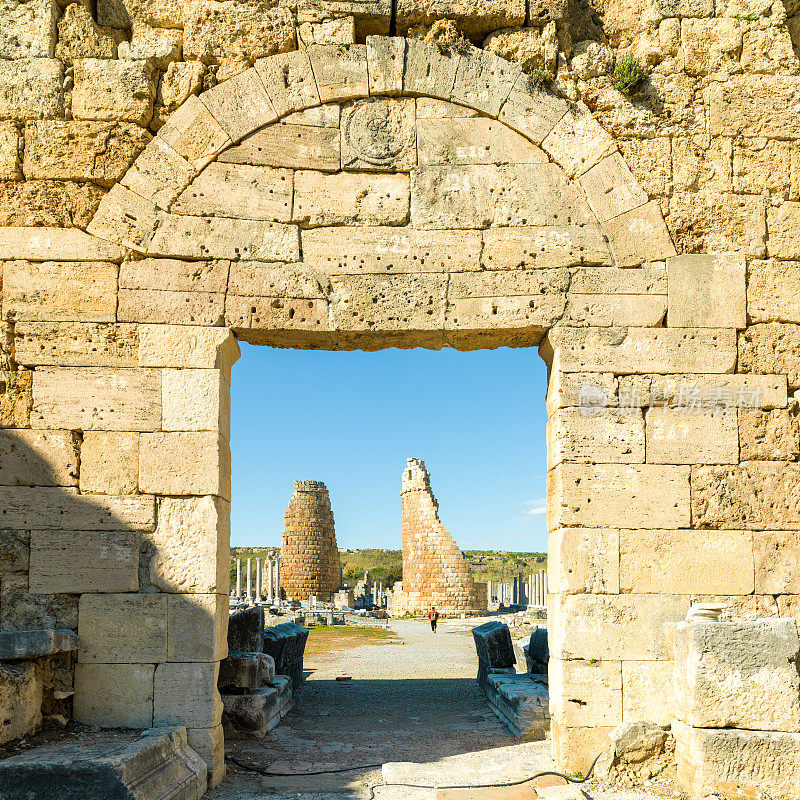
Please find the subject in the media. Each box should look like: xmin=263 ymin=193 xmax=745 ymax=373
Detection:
xmin=4 ymin=36 xmax=780 ymax=785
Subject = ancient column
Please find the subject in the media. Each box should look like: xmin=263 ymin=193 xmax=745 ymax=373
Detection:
xmin=236 ymin=558 xmax=242 ymax=598
xmin=275 ymin=554 xmax=281 ymax=602
xmin=255 ymin=557 xmax=262 ymax=600
xmin=267 ymin=557 xmax=275 ymax=602
xmin=246 ymin=557 xmax=252 ymax=601
xmin=281 ymin=481 xmax=340 ymax=602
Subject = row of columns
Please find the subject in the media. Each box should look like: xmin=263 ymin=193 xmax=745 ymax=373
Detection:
xmin=487 ymin=569 xmax=547 ymax=608
xmin=234 ymin=554 xmax=281 ymax=602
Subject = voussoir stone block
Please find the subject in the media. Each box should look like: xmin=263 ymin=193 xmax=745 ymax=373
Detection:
xmin=674 ymin=620 xmax=800 ymax=731
xmin=120 ymin=136 xmax=197 ymax=210
xmin=158 ymin=95 xmax=232 ymax=172
xmin=402 ymin=39 xmax=459 ymax=100
xmin=449 ymin=46 xmax=520 ymax=117
xmin=366 ymin=36 xmax=404 ymax=95
xmin=606 ymin=201 xmax=677 ymax=267
xmin=307 ymin=44 xmax=369 ymax=103
xmin=254 ymin=50 xmax=320 ymax=117
xmin=0 ymin=228 xmax=124 ymax=262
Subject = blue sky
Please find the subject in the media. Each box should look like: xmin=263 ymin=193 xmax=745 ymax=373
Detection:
xmin=230 ymin=344 xmax=549 ymax=552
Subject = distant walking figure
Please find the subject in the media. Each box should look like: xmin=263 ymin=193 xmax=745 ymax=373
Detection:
xmin=429 ymin=606 xmax=439 ymax=633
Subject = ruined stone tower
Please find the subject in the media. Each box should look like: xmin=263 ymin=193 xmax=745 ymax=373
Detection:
xmin=399 ymin=458 xmax=482 ymax=615
xmin=281 ymin=481 xmax=340 ymax=602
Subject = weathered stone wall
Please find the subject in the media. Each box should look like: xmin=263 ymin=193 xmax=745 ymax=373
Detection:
xmin=1 ymin=0 xmax=800 ymax=778
xmin=280 ymin=480 xmax=340 ymax=602
xmin=396 ymin=458 xmax=481 ymax=615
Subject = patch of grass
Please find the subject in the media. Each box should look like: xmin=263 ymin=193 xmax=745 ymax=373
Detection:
xmin=613 ymin=55 xmax=644 ymax=95
xmin=529 ymin=68 xmax=554 ymax=89
xmin=305 ymin=624 xmax=397 ymax=659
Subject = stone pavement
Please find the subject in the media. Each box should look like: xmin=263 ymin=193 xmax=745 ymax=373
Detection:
xmin=207 ymin=621 xmax=680 ymax=800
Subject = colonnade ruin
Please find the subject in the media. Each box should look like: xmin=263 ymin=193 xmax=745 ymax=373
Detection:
xmin=1 ymin=0 xmax=800 ymax=792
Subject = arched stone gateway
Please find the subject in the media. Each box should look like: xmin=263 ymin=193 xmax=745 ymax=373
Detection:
xmin=1 ymin=37 xmax=798 ymax=786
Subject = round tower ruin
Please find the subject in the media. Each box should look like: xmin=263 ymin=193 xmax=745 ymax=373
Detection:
xmin=280 ymin=480 xmax=340 ymax=602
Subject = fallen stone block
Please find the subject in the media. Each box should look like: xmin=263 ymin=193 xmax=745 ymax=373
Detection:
xmin=259 ymin=653 xmax=276 ymax=685
xmin=0 ymin=726 xmax=207 ymax=799
xmin=472 ymin=621 xmax=516 ymax=689
xmin=485 ymin=673 xmax=549 ymax=739
xmin=218 ymin=652 xmax=261 ymax=691
xmin=222 ymin=686 xmax=281 ymax=737
xmin=270 ymin=674 xmax=294 ymax=716
xmin=674 ymin=720 xmax=800 ymax=800
xmin=674 ymin=619 xmax=800 ymax=732
xmin=0 ymin=661 xmax=42 ymax=746
xmin=524 ymin=627 xmax=548 ymax=676
xmin=0 ymin=629 xmax=78 ymax=660
xmin=263 ymin=623 xmax=308 ymax=691
xmin=596 ymin=721 xmax=675 ymax=787
xmin=228 ymin=605 xmax=264 ymax=653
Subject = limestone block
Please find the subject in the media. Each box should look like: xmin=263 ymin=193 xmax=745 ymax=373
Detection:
xmin=23 ymin=121 xmax=149 ymax=187
xmin=154 ymin=662 xmax=222 ymax=729
xmin=767 ymin=202 xmax=800 ymax=260
xmin=710 ymin=76 xmax=800 ymax=140
xmin=551 ymin=720 xmax=615 ymax=777
xmin=548 ymin=463 xmax=690 ymax=529
xmin=549 ymin=593 xmax=689 ymax=660
xmin=78 ymin=593 xmax=167 ymax=663
xmin=366 ymin=36 xmax=404 ymax=95
xmin=748 ymin=259 xmax=800 ymax=324
xmin=0 ymin=122 xmax=20 ymax=180
xmin=0 ymin=180 xmax=105 ymax=229
xmin=449 ymin=47 xmax=520 ymax=118
xmin=298 ymin=16 xmax=356 ymax=48
xmin=174 ymin=162 xmax=292 ymax=221
xmin=2 ymin=260 xmax=117 ymax=323
xmin=72 ymin=59 xmax=156 ymax=126
xmin=223 ymin=295 xmax=331 ymax=338
xmin=120 ymin=137 xmax=197 ymax=210
xmin=55 ymin=4 xmax=124 ymax=64
xmin=618 ymin=373 xmax=787 ymax=411
xmin=118 ymin=23 xmax=182 ymax=69
xmin=163 ymin=369 xmax=230 ymax=434
xmin=397 ymin=0 xmax=524 ymax=39
xmin=754 ymin=531 xmax=800 ymax=594
xmin=577 ymin=152 xmax=648 ymax=223
xmin=620 ymin=529 xmax=753 ymax=594
xmin=674 ymin=619 xmax=800 ymax=731
xmin=402 ymin=39 xmax=459 ymax=100
xmin=545 ymin=371 xmax=617 ymax=416
xmin=154 ymin=61 xmax=205 ymax=130
xmin=118 ymin=288 xmax=225 ymax=326
xmin=294 ymin=171 xmax=409 ymax=227
xmin=618 ymin=138 xmax=671 ymax=198
xmin=447 ymin=268 xmax=569 ymax=299
xmin=681 ymin=18 xmax=743 ymax=77
xmin=308 ymin=44 xmax=368 ymax=102
xmin=15 ymin=322 xmax=138 ymax=370
xmin=329 ymin=273 xmax=446 ymax=331
xmin=0 ymin=530 xmax=29 ymax=574
xmin=541 ymin=105 xmax=615 ymax=179
xmin=691 ymin=462 xmax=800 ymax=529
xmin=254 ymin=50 xmax=320 ymax=117
xmin=148 ymin=496 xmax=230 ymax=593
xmin=0 ymin=228 xmax=125 ymax=263
xmin=81 ymin=431 xmax=140 ymax=495
xmin=98 ymin=0 xmax=182 ymax=27
xmin=0 ymin=429 xmax=78 ymax=486
xmin=740 ymin=409 xmax=800 ymax=461
xmin=227 ymin=262 xmax=326 ymax=298
xmin=411 ymin=164 xmax=594 ymax=229
xmin=645 ymin=408 xmax=738 ymax=464
xmin=120 ymin=259 xmax=227 ymax=295
xmin=666 ymin=253 xmax=746 ymax=331
xmin=483 ymin=23 xmax=559 ymax=74
xmin=86 ymin=185 xmax=161 ymax=253
xmin=138 ymin=325 xmax=240 ymax=369
xmin=733 ymin=139 xmax=793 ymax=197
xmin=0 ymin=486 xmax=152 ymax=530
xmin=417 ymin=117 xmax=547 ymax=166
xmin=219 ymin=123 xmax=340 ymax=171
xmin=158 ymin=95 xmax=232 ymax=172
xmin=0 ymin=572 xmax=78 ymax=630
xmin=416 ymin=98 xmax=479 ymax=119
xmin=607 ymin=201 xmax=677 ymax=267
xmin=549 ymin=659 xmax=622 ymax=727
xmin=482 ymin=226 xmax=611 ymax=269
xmin=31 ymin=367 xmax=161 ymax=432
xmin=562 ymin=294 xmax=667 ymax=327
xmin=0 ymin=58 xmax=63 ymax=121
xmin=139 ymin=431 xmax=230 ymax=498
xmin=200 ymin=68 xmax=278 ymax=144
xmin=621 ymin=661 xmax=674 ymax=726
xmin=445 ymin=294 xmax=566 ymax=332
xmin=29 ymin=530 xmax=139 ymax=593
xmin=0 ymin=662 xmax=41 ymax=745
xmin=167 ymin=593 xmax=227 ymax=663
xmin=222 ymin=685 xmax=280 ymax=735
xmin=498 ymin=74 xmax=568 ymax=146
xmin=187 ymin=725 xmax=225 ymax=787
xmin=341 ymin=97 xmax=416 ymax=171
xmin=74 ymin=663 xmax=154 ymax=728
xmin=148 ymin=215 xmax=300 ymax=262
xmin=183 ymin=1 xmax=296 ymax=64
xmin=548 ymin=528 xmax=619 ymax=594
xmin=0 ymin=0 xmax=56 ymax=59
xmin=739 ymin=323 xmax=800 ymax=388
xmin=542 ymin=327 xmax=737 ymax=374
xmin=302 ymin=227 xmax=481 ymax=273
xmin=674 ymin=721 xmax=800 ymax=800
xmin=547 ymin=407 xmax=644 ymax=467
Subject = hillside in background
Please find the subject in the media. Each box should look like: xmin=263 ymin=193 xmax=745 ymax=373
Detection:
xmin=231 ymin=547 xmax=547 ymax=588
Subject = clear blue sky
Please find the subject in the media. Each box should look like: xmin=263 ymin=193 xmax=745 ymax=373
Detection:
xmin=230 ymin=344 xmax=549 ymax=552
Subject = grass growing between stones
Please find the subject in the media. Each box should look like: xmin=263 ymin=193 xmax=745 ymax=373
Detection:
xmin=305 ymin=625 xmax=398 ymax=659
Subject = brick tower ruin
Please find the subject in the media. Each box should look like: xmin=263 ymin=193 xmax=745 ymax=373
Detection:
xmin=281 ymin=480 xmax=340 ymax=602
xmin=398 ymin=458 xmax=483 ymax=615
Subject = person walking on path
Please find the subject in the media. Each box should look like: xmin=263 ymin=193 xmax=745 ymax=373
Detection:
xmin=429 ymin=606 xmax=439 ymax=633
